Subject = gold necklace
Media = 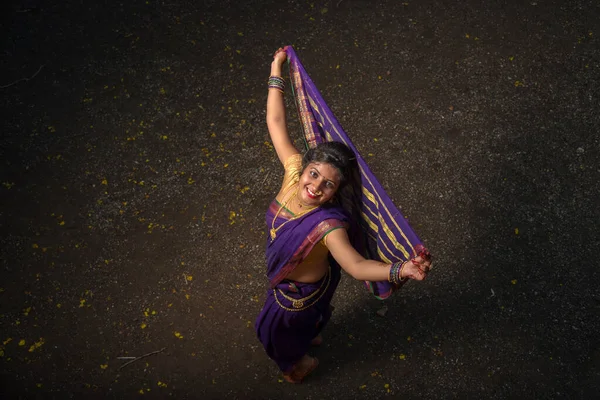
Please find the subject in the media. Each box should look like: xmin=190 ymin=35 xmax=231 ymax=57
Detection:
xmin=294 ymin=188 xmax=312 ymax=208
xmin=270 ymin=185 xmax=317 ymax=240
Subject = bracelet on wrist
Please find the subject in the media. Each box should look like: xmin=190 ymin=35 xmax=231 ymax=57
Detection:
xmin=268 ymin=76 xmax=285 ymax=93
xmin=398 ymin=261 xmax=408 ymax=282
xmin=389 ymin=261 xmax=408 ymax=285
xmin=388 ymin=263 xmax=397 ymax=284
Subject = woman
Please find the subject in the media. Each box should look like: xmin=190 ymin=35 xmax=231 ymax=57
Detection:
xmin=255 ymin=48 xmax=432 ymax=383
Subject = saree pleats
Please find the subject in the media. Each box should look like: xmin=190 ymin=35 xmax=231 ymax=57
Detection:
xmin=255 ymin=264 xmax=340 ymax=372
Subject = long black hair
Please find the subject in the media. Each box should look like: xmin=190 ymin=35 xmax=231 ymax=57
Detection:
xmin=302 ymin=142 xmax=357 ymax=188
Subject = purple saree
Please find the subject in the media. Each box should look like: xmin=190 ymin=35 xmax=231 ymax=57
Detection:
xmin=256 ymin=201 xmax=350 ymax=372
xmin=265 ymin=201 xmax=349 ymax=289
xmin=255 ymin=47 xmax=429 ymax=373
xmin=285 ymin=46 xmax=426 ymax=299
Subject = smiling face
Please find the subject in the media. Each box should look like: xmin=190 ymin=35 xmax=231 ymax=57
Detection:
xmin=297 ymin=162 xmax=342 ymax=207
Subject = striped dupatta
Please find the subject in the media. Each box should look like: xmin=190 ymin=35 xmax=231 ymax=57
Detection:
xmin=285 ymin=46 xmax=426 ymax=299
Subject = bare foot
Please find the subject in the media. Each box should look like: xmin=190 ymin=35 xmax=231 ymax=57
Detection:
xmin=283 ymin=355 xmax=319 ymax=384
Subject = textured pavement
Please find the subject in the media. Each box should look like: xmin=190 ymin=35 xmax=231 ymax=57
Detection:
xmin=1 ymin=0 xmax=599 ymax=398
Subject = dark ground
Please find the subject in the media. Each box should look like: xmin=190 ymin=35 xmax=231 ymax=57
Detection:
xmin=1 ymin=0 xmax=599 ymax=398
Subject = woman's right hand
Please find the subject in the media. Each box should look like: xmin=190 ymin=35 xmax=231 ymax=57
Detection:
xmin=273 ymin=47 xmax=288 ymax=64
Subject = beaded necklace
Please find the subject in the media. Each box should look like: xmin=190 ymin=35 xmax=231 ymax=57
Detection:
xmin=270 ymin=184 xmax=318 ymax=240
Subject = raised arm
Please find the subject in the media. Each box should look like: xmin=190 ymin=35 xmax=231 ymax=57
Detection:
xmin=267 ymin=47 xmax=300 ymax=165
xmin=326 ymin=228 xmax=430 ymax=282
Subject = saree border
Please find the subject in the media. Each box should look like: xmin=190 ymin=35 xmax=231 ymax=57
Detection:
xmin=269 ymin=218 xmax=348 ymax=288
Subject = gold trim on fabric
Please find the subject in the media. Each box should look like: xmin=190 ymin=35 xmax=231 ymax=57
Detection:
xmin=378 ymin=211 xmax=410 ymax=259
xmin=309 ymin=95 xmax=415 ymax=255
xmin=291 ymin=68 xmax=318 ymax=148
xmin=309 ymin=219 xmax=347 ymax=244
xmin=360 ymin=208 xmax=400 ymax=260
xmin=360 ymin=209 xmax=379 ymax=232
xmin=361 ymin=189 xmax=410 ymax=258
xmin=273 ymin=266 xmax=331 ymax=312
xmin=292 ymin=61 xmax=416 ymax=265
xmin=377 ymin=248 xmax=393 ymax=264
xmin=362 ymin=186 xmax=377 ymax=204
xmin=312 ymin=97 xmax=416 ymax=255
xmin=274 ymin=199 xmax=295 ymax=217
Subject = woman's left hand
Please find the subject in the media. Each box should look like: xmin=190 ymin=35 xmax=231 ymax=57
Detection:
xmin=401 ymin=256 xmax=432 ymax=281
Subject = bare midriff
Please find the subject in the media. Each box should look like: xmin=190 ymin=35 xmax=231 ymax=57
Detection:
xmin=285 ymin=256 xmax=329 ymax=283
xmin=276 ymin=187 xmax=332 ymax=284
xmin=274 ymin=157 xmax=333 ymax=284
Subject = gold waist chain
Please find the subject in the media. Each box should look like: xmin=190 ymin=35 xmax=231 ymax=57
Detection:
xmin=273 ymin=266 xmax=331 ymax=312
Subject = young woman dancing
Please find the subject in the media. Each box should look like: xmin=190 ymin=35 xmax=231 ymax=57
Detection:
xmin=255 ymin=47 xmax=432 ymax=384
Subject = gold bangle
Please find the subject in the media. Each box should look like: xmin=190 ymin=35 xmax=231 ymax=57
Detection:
xmin=399 ymin=261 xmax=408 ymax=281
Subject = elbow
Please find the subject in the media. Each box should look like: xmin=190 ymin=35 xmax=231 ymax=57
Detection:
xmin=343 ymin=264 xmax=361 ymax=281
xmin=348 ymin=272 xmax=361 ymax=281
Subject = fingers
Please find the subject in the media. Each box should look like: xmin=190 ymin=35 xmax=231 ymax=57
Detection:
xmin=402 ymin=260 xmax=428 ymax=281
xmin=417 ymin=264 xmax=429 ymax=279
xmin=273 ymin=47 xmax=287 ymax=60
xmin=412 ymin=255 xmax=432 ymax=273
xmin=407 ymin=266 xmax=426 ymax=281
xmin=400 ymin=256 xmax=433 ymax=281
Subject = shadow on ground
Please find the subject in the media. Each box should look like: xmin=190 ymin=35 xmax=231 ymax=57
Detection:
xmin=1 ymin=0 xmax=599 ymax=398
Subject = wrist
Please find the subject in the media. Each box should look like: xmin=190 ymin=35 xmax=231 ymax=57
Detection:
xmin=398 ymin=261 xmax=408 ymax=280
xmin=388 ymin=261 xmax=407 ymax=285
xmin=268 ymin=76 xmax=285 ymax=94
xmin=389 ymin=261 xmax=409 ymax=284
